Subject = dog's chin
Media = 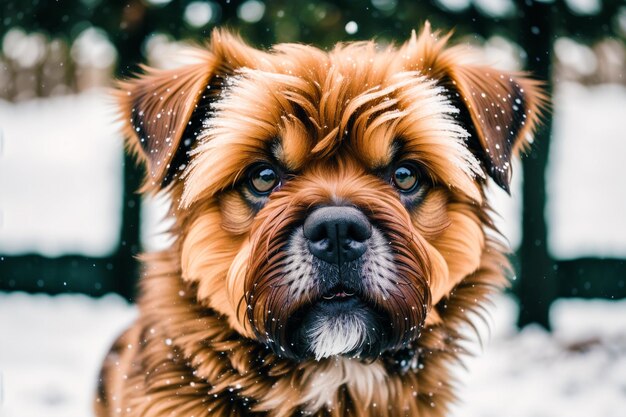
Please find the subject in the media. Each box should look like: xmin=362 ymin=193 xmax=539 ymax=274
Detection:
xmin=283 ymin=297 xmax=389 ymax=362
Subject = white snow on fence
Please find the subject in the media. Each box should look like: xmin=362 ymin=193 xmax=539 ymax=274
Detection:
xmin=547 ymin=83 xmax=626 ymax=259
xmin=0 ymin=91 xmax=123 ymax=257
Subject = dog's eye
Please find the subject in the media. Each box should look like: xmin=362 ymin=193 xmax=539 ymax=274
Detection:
xmin=249 ymin=165 xmax=279 ymax=195
xmin=392 ymin=163 xmax=419 ymax=192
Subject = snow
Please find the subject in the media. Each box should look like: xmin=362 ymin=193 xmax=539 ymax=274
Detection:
xmin=435 ymin=0 xmax=470 ymax=13
xmin=451 ymin=296 xmax=626 ymax=417
xmin=237 ymin=0 xmax=266 ymax=24
xmin=437 ymin=0 xmax=518 ymax=16
xmin=184 ymin=2 xmax=217 ymax=28
xmin=1 ymin=292 xmax=625 ymax=417
xmin=547 ymin=83 xmax=626 ymax=259
xmin=0 ymin=91 xmax=123 ymax=257
xmin=0 ymin=292 xmax=136 ymax=417
xmin=565 ymin=0 xmax=602 ymax=15
xmin=1 ymin=29 xmax=47 ymax=68
xmin=141 ymin=193 xmax=175 ymax=253
xmin=0 ymin=90 xmax=172 ymax=256
xmin=71 ymin=28 xmax=117 ymax=70
xmin=345 ymin=21 xmax=359 ymax=35
xmin=472 ymin=0 xmax=515 ymax=17
xmin=554 ymin=38 xmax=598 ymax=76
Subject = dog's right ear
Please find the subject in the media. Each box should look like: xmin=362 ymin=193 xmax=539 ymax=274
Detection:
xmin=116 ymin=30 xmax=264 ymax=192
xmin=116 ymin=53 xmax=217 ymax=192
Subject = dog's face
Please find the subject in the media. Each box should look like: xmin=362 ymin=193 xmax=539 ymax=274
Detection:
xmin=119 ymin=26 xmax=542 ymax=362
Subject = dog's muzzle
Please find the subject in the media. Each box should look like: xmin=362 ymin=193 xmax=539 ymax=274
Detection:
xmin=280 ymin=206 xmax=389 ymax=360
xmin=246 ymin=201 xmax=429 ymax=361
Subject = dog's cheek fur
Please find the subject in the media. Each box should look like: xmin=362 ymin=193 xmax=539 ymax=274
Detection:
xmin=219 ymin=191 xmax=256 ymax=235
xmin=180 ymin=203 xmax=253 ymax=336
xmin=425 ymin=201 xmax=486 ymax=305
xmin=406 ymin=187 xmax=487 ymax=324
xmin=431 ymin=201 xmax=486 ymax=296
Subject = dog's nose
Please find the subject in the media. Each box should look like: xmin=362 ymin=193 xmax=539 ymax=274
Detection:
xmin=303 ymin=206 xmax=372 ymax=265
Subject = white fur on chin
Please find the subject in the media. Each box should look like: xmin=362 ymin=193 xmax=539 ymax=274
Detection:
xmin=307 ymin=311 xmax=370 ymax=360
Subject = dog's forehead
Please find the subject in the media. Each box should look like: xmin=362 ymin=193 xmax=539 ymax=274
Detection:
xmin=181 ymin=39 xmax=483 ymax=207
xmin=210 ymin=52 xmax=450 ymax=171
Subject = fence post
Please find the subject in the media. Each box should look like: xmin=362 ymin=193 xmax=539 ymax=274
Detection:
xmin=517 ymin=0 xmax=557 ymax=328
xmin=111 ymin=2 xmax=155 ymax=301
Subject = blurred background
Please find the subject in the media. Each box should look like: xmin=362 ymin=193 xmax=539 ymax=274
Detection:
xmin=0 ymin=1 xmax=625 ymax=416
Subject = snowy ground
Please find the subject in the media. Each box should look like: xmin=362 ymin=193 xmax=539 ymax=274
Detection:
xmin=0 ymin=292 xmax=625 ymax=417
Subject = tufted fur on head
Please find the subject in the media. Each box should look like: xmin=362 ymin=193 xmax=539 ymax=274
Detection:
xmin=96 ymin=24 xmax=545 ymax=417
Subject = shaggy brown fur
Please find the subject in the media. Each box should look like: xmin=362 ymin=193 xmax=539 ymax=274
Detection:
xmin=95 ymin=24 xmax=544 ymax=417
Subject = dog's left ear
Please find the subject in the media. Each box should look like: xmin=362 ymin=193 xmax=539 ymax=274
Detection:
xmin=442 ymin=63 xmax=545 ymax=192
xmin=401 ymin=26 xmax=546 ymax=192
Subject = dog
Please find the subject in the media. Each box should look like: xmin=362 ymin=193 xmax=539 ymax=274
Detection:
xmin=95 ymin=24 xmax=544 ymax=417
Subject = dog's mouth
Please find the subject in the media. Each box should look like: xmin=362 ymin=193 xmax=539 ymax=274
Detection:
xmin=276 ymin=282 xmax=392 ymax=361
xmin=321 ymin=284 xmax=356 ymax=301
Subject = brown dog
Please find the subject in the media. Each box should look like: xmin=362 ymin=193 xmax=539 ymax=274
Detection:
xmin=95 ymin=24 xmax=543 ymax=417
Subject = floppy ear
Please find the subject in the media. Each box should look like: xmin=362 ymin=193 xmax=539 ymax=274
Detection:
xmin=443 ymin=65 xmax=545 ymax=191
xmin=399 ymin=25 xmax=546 ymax=192
xmin=116 ymin=30 xmax=266 ymax=192
xmin=116 ymin=53 xmax=217 ymax=192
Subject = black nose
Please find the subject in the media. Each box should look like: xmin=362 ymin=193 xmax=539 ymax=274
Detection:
xmin=303 ymin=206 xmax=372 ymax=265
